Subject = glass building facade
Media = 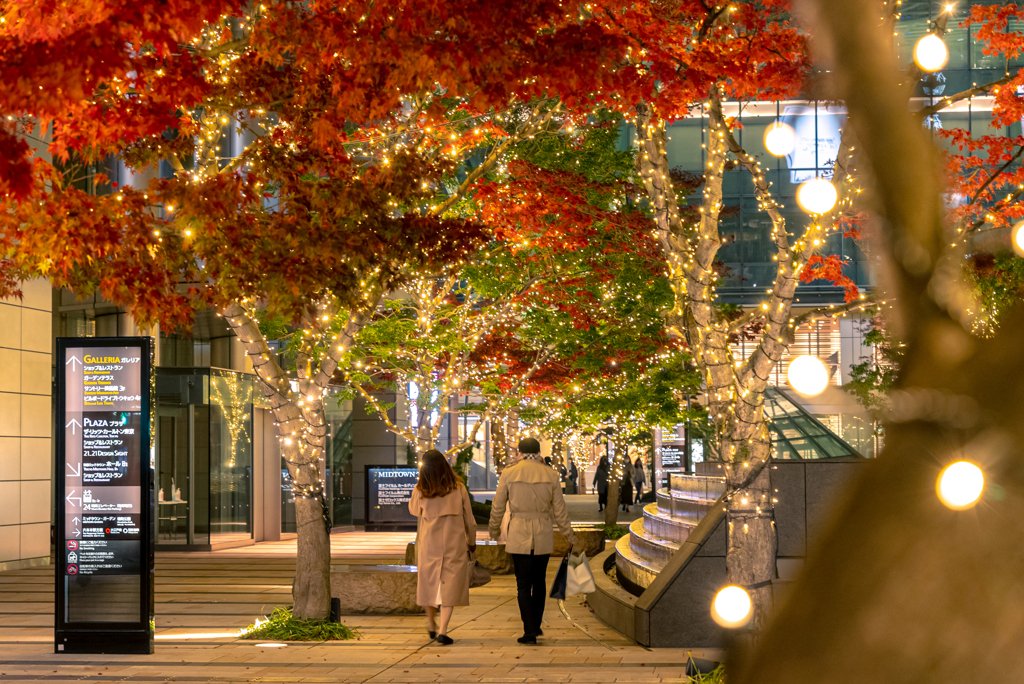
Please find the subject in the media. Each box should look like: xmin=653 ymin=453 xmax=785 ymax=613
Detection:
xmin=635 ymin=0 xmax=1024 ymax=306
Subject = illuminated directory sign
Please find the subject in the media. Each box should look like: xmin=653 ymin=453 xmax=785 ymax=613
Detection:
xmin=365 ymin=466 xmax=419 ymax=531
xmin=56 ymin=338 xmax=153 ymax=655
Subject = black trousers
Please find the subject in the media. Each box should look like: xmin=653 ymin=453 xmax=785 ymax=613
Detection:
xmin=511 ymin=553 xmax=549 ymax=636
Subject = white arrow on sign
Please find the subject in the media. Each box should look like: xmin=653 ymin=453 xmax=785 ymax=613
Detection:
xmin=65 ymin=490 xmax=81 ymax=509
xmin=65 ymin=355 xmax=82 ymax=371
xmin=73 ymin=528 xmax=81 ymax=538
xmin=65 ymin=418 xmax=81 ymax=435
xmin=72 ymin=517 xmax=80 ymax=526
xmin=66 ymin=462 xmax=80 ymax=477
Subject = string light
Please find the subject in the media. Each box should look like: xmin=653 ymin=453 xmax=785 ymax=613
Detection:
xmin=764 ymin=121 xmax=796 ymax=157
xmin=937 ymin=461 xmax=985 ymax=510
xmin=914 ymin=33 xmax=949 ymax=72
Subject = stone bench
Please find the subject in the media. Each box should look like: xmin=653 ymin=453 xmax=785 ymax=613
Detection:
xmin=330 ymin=564 xmax=423 ymax=615
xmin=404 ymin=526 xmax=607 ymax=575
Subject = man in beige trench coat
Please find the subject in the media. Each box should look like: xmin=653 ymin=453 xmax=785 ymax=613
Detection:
xmin=489 ymin=437 xmax=577 ymax=644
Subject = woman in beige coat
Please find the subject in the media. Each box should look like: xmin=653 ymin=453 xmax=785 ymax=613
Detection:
xmin=408 ymin=449 xmax=476 ymax=645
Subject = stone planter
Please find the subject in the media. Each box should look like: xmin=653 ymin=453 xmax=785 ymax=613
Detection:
xmin=330 ymin=564 xmax=423 ymax=615
xmin=405 ymin=526 xmax=606 ymax=574
xmin=554 ymin=526 xmax=606 ymax=558
xmin=405 ymin=540 xmax=515 ymax=574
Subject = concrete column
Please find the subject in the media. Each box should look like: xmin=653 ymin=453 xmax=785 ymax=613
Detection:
xmin=0 ymin=279 xmax=54 ymax=571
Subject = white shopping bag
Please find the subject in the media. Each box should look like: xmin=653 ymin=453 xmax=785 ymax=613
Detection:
xmin=498 ymin=506 xmax=511 ymax=545
xmin=566 ymin=552 xmax=596 ymax=595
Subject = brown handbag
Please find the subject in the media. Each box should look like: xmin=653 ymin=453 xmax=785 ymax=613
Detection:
xmin=468 ymin=551 xmax=491 ymax=588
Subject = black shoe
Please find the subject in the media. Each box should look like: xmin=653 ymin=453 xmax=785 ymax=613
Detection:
xmin=436 ymin=634 xmax=454 ymax=645
xmin=535 ymin=628 xmax=543 ymax=636
xmin=428 ymin=630 xmax=437 ymax=640
xmin=517 ymin=634 xmax=537 ymax=645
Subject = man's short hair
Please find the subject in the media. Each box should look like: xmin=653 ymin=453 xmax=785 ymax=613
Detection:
xmin=517 ymin=437 xmax=541 ymax=454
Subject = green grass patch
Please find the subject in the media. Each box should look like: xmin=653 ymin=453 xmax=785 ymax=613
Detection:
xmin=599 ymin=524 xmax=629 ymax=540
xmin=239 ymin=607 xmax=360 ymax=642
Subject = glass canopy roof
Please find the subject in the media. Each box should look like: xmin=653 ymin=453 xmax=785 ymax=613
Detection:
xmin=764 ymin=387 xmax=864 ymax=459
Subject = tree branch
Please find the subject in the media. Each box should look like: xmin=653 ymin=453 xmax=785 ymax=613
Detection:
xmin=915 ymin=72 xmax=1017 ymax=119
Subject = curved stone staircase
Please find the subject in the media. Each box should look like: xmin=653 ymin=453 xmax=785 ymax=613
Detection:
xmin=615 ymin=472 xmax=726 ymax=591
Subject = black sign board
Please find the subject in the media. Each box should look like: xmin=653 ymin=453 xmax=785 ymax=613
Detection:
xmin=661 ymin=444 xmax=684 ymax=469
xmin=364 ymin=466 xmax=419 ymax=531
xmin=56 ymin=338 xmax=153 ymax=654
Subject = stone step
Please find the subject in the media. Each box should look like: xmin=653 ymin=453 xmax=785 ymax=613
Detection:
xmin=668 ymin=472 xmax=726 ymax=503
xmin=629 ymin=518 xmax=681 ymax=565
xmin=643 ymin=503 xmax=693 ymax=542
xmin=655 ymin=492 xmax=717 ymax=526
xmin=614 ymin=535 xmax=664 ymax=592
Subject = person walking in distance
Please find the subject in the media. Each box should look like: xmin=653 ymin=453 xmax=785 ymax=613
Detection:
xmin=489 ymin=438 xmax=577 ymax=644
xmin=633 ymin=455 xmax=646 ymax=505
xmin=593 ymin=456 xmax=609 ymax=512
xmin=409 ymin=450 xmax=477 ymax=645
xmin=619 ymin=455 xmax=634 ymax=513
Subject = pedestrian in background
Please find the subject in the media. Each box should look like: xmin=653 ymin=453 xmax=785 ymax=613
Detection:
xmin=593 ymin=456 xmax=609 ymax=512
xmin=633 ymin=455 xmax=646 ymax=504
xmin=409 ymin=449 xmax=477 ymax=645
xmin=568 ymin=459 xmax=579 ymax=494
xmin=489 ymin=438 xmax=577 ymax=644
xmin=619 ymin=455 xmax=634 ymax=512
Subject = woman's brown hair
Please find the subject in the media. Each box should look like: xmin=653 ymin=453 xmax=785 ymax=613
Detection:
xmin=417 ymin=449 xmax=459 ymax=498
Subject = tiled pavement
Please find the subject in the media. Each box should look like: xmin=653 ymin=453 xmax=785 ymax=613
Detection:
xmin=0 ymin=532 xmax=718 ymax=683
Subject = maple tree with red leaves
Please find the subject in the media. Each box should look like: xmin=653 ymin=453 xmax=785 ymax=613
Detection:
xmin=0 ymin=0 xmax=654 ymax=620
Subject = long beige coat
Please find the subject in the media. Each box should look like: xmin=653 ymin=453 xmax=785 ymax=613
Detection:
xmin=488 ymin=457 xmax=576 ymax=555
xmin=409 ymin=483 xmax=476 ymax=607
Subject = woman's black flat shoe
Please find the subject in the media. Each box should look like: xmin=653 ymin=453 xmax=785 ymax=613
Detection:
xmin=436 ymin=634 xmax=454 ymax=645
xmin=428 ymin=630 xmax=437 ymax=640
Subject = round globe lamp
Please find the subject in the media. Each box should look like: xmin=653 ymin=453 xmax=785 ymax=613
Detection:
xmin=796 ymin=178 xmax=838 ymax=215
xmin=937 ymin=461 xmax=985 ymax=510
xmin=914 ymin=34 xmax=949 ymax=72
xmin=787 ymin=355 xmax=829 ymax=397
xmin=764 ymin=122 xmax=796 ymax=157
xmin=711 ymin=585 xmax=753 ymax=628
xmin=1012 ymin=220 xmax=1024 ymax=257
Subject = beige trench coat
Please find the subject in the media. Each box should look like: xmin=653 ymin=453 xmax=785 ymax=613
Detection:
xmin=409 ymin=483 xmax=476 ymax=607
xmin=488 ymin=458 xmax=576 ymax=555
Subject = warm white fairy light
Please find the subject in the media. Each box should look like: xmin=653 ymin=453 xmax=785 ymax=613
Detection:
xmin=763 ymin=121 xmax=796 ymax=157
xmin=914 ymin=34 xmax=949 ymax=73
xmin=937 ymin=461 xmax=985 ymax=510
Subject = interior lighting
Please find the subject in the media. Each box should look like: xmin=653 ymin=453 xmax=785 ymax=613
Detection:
xmin=711 ymin=585 xmax=752 ymax=628
xmin=937 ymin=461 xmax=985 ymax=510
xmin=787 ymin=355 xmax=829 ymax=396
xmin=1011 ymin=221 xmax=1024 ymax=257
xmin=914 ymin=34 xmax=949 ymax=72
xmin=764 ymin=122 xmax=796 ymax=157
xmin=796 ymin=178 xmax=838 ymax=215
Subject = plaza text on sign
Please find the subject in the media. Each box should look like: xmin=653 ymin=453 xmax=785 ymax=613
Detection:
xmin=56 ymin=338 xmax=153 ymax=655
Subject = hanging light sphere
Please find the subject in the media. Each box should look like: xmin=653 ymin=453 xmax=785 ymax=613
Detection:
xmin=1011 ymin=220 xmax=1024 ymax=257
xmin=796 ymin=178 xmax=838 ymax=215
xmin=914 ymin=34 xmax=949 ymax=72
xmin=787 ymin=355 xmax=829 ymax=397
xmin=937 ymin=461 xmax=985 ymax=510
xmin=764 ymin=122 xmax=796 ymax=157
xmin=711 ymin=585 xmax=753 ymax=628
